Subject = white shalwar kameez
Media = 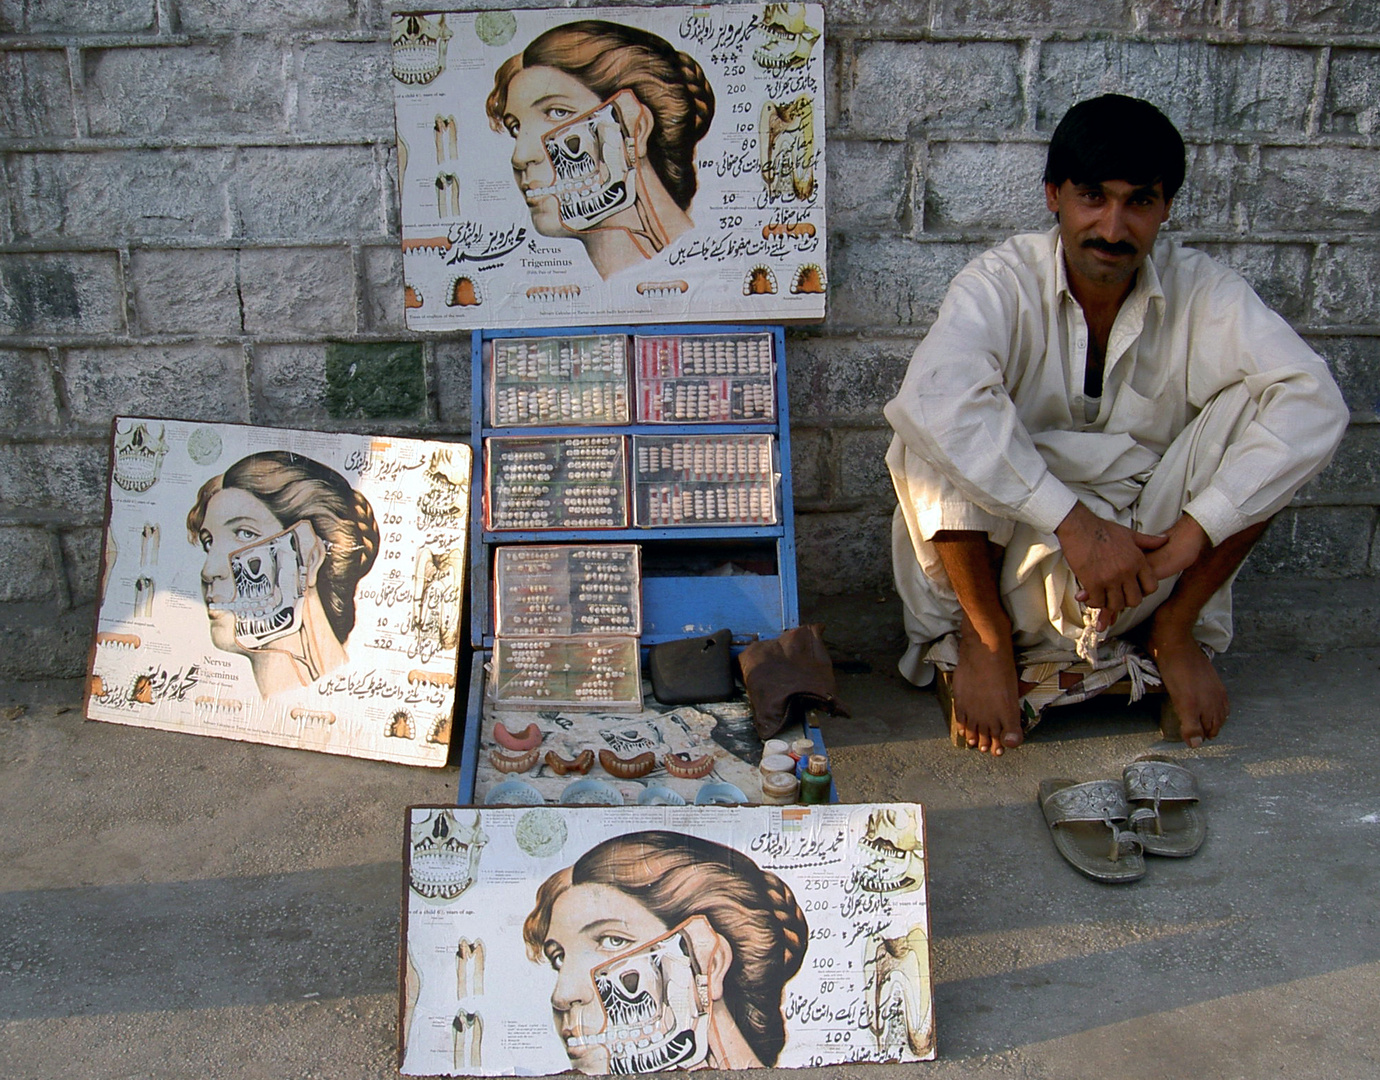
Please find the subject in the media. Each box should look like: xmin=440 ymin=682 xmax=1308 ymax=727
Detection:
xmin=885 ymin=228 xmax=1348 ymax=686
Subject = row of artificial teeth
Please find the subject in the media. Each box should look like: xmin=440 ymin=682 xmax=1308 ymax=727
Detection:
xmin=529 ymin=175 xmax=602 ymax=199
xmin=209 ymin=596 xmax=281 ymax=618
xmin=561 ymin=184 xmax=623 ymax=218
xmin=565 ymin=1020 xmax=666 ymax=1049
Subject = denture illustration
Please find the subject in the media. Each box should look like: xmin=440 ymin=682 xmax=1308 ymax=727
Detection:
xmin=493 ymin=721 xmax=542 ymax=751
xmin=112 ymin=421 xmax=168 ymax=493
xmin=662 ymin=751 xmax=715 ymax=779
xmin=96 ymin=632 xmax=141 ymax=649
xmin=447 ymin=276 xmax=482 ymax=307
xmin=743 ymin=265 xmax=778 ymax=296
xmin=131 ymin=674 xmax=153 ymax=704
xmin=387 ymin=709 xmax=415 ymax=739
xmin=853 ymin=807 xmax=926 ymax=894
xmin=428 ymin=712 xmax=453 ymax=745
xmin=490 ymin=746 xmax=540 ymax=773
xmin=409 ymin=669 xmax=456 ymax=688
xmin=88 ymin=676 xmax=105 ymax=698
xmin=405 ymin=284 xmax=424 ymax=309
xmin=545 ymin=748 xmax=595 ymax=776
xmin=754 ymin=3 xmax=821 ymax=71
xmin=456 ymin=938 xmax=485 ymax=997
xmin=289 ymin=707 xmax=337 ymax=725
xmin=599 ymin=749 xmax=656 ymax=778
xmin=410 ymin=809 xmax=486 ymax=902
xmin=791 ymin=263 xmax=826 ymax=294
xmin=636 ymin=279 xmax=689 ymax=296
xmin=762 ymin=222 xmax=815 ymax=239
xmin=401 ymin=236 xmax=452 ymax=254
xmin=525 ymin=284 xmax=581 ymax=300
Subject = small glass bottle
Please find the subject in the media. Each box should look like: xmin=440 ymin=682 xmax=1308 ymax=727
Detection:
xmin=798 ymin=754 xmax=832 ymax=804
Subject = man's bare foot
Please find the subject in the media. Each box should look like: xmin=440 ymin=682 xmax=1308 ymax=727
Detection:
xmin=1146 ymin=623 xmax=1228 ymax=748
xmin=951 ymin=617 xmax=1023 ymax=756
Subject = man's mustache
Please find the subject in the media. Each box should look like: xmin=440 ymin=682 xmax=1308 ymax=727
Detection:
xmin=1082 ymin=238 xmax=1137 ymax=256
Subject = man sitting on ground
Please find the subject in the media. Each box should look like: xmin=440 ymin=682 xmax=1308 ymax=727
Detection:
xmin=884 ymin=94 xmax=1347 ymax=755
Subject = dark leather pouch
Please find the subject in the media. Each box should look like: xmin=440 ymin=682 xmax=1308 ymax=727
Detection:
xmin=648 ymin=629 xmax=735 ymax=705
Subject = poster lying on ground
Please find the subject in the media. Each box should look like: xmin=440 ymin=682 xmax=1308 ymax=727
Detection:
xmin=390 ymin=4 xmax=827 ymax=329
xmin=400 ymin=804 xmax=935 ymax=1075
xmin=85 ymin=418 xmax=471 ymax=767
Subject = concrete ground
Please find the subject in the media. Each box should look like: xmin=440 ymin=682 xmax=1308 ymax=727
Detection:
xmin=2 ymin=600 xmax=1379 ymax=1080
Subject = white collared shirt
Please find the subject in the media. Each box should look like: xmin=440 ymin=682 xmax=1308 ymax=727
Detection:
xmin=883 ymin=227 xmax=1348 ymax=545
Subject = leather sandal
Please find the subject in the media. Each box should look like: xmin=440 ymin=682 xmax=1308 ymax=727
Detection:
xmin=1039 ymin=778 xmax=1146 ymax=883
xmin=1123 ymin=754 xmax=1206 ymax=857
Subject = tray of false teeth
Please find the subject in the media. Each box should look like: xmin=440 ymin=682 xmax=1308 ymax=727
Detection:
xmin=494 ymin=543 xmax=641 ymax=638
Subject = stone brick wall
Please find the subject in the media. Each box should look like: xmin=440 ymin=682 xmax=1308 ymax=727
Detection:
xmin=2 ymin=1 xmax=1377 ymax=677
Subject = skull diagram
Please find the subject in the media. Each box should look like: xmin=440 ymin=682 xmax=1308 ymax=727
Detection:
xmin=753 ymin=5 xmax=821 ymax=72
xmin=113 ymin=421 xmax=169 ymax=493
xmin=410 ymin=809 xmax=488 ymax=902
xmin=588 ymin=919 xmax=713 ymax=1074
xmin=392 ymin=13 xmax=452 ymax=85
xmin=852 ymin=808 xmax=926 ymax=894
xmin=226 ymin=523 xmax=311 ymax=650
xmin=541 ymin=94 xmax=640 ymax=232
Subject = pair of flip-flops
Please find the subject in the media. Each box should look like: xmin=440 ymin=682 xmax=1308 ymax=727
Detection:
xmin=1039 ymin=754 xmax=1206 ymax=883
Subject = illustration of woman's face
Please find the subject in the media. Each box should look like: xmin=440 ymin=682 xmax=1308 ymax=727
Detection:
xmin=500 ymin=65 xmax=606 ymax=238
xmin=196 ymin=486 xmax=305 ymax=653
xmin=541 ymin=883 xmax=670 ymax=1072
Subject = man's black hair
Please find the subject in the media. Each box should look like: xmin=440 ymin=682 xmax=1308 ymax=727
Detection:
xmin=1044 ymin=94 xmax=1186 ymax=200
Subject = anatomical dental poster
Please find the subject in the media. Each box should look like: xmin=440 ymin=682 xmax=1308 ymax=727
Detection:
xmin=390 ymin=4 xmax=827 ymax=329
xmin=85 ymin=418 xmax=471 ymax=767
xmin=400 ymin=804 xmax=935 ymax=1075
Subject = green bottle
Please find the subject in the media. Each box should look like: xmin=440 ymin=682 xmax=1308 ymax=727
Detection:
xmin=799 ymin=754 xmax=831 ymax=804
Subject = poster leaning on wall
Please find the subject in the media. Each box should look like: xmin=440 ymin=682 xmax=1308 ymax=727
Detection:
xmin=390 ymin=4 xmax=827 ymax=330
xmin=85 ymin=418 xmax=470 ymax=767
xmin=400 ymin=804 xmax=935 ymax=1075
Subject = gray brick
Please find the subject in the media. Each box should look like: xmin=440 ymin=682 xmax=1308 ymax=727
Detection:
xmin=0 ymin=604 xmax=95 ymax=680
xmin=59 ymin=526 xmax=103 ymax=606
xmin=1036 ymin=42 xmax=1316 ymax=134
xmin=0 ymin=350 xmax=59 ymax=430
xmin=827 ymin=237 xmax=986 ymax=331
xmin=1243 ymin=505 xmax=1374 ymax=577
xmin=1170 ymin=143 xmax=1257 ymax=233
xmin=434 ymin=338 xmax=472 ymax=429
xmin=0 ymin=252 xmax=125 ymax=335
xmin=296 ymin=41 xmax=396 ymax=140
xmin=835 ymin=427 xmax=896 ymax=504
xmin=1324 ymin=49 xmax=1380 ymax=137
xmin=61 ymin=345 xmax=247 ymax=425
xmin=936 ymin=0 xmax=1129 ymax=29
xmin=129 ymin=249 xmax=241 ymax=335
xmin=1258 ymin=148 xmax=1380 ymax=233
xmin=23 ymin=0 xmax=154 ymax=33
xmin=1192 ymin=242 xmax=1311 ymax=323
xmin=8 ymin=150 xmax=233 ymax=242
xmin=1128 ymin=1 xmax=1225 ymax=29
xmin=1235 ymin=0 xmax=1380 ymax=33
xmin=1313 ymin=243 xmax=1380 ymax=326
xmin=788 ymin=426 xmax=828 ymax=503
xmin=238 ymin=247 xmax=356 ymax=335
xmin=828 ymin=140 xmax=908 ymax=231
xmin=0 ymin=441 xmax=108 ymax=518
xmin=0 ymin=50 xmax=73 ymax=139
xmin=786 ymin=334 xmax=913 ymax=420
xmin=233 ymin=147 xmax=381 ymax=240
xmin=176 ymin=0 xmax=350 ymax=33
xmin=84 ymin=42 xmax=288 ymax=139
xmin=850 ymin=41 xmax=1022 ymax=139
xmin=253 ymin=343 xmax=328 ymax=425
xmin=923 ymin=141 xmax=1048 ymax=232
xmin=0 ymin=2 xmax=16 ymax=32
xmin=0 ymin=527 xmax=59 ymax=603
xmin=795 ymin=508 xmax=894 ymax=594
xmin=1298 ymin=425 xmax=1380 ymax=502
xmin=363 ymin=245 xmax=406 ymax=333
xmin=1308 ymin=335 xmax=1380 ymax=416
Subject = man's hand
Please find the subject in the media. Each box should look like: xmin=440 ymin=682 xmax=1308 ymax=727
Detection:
xmin=1145 ymin=513 xmax=1211 ymax=581
xmin=1055 ymin=502 xmax=1167 ymax=630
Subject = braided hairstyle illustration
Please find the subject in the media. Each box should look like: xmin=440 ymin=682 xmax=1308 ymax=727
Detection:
xmin=187 ymin=451 xmax=379 ymax=643
xmin=523 ymin=829 xmax=807 ymax=1066
xmin=486 ymin=20 xmax=715 ymax=211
